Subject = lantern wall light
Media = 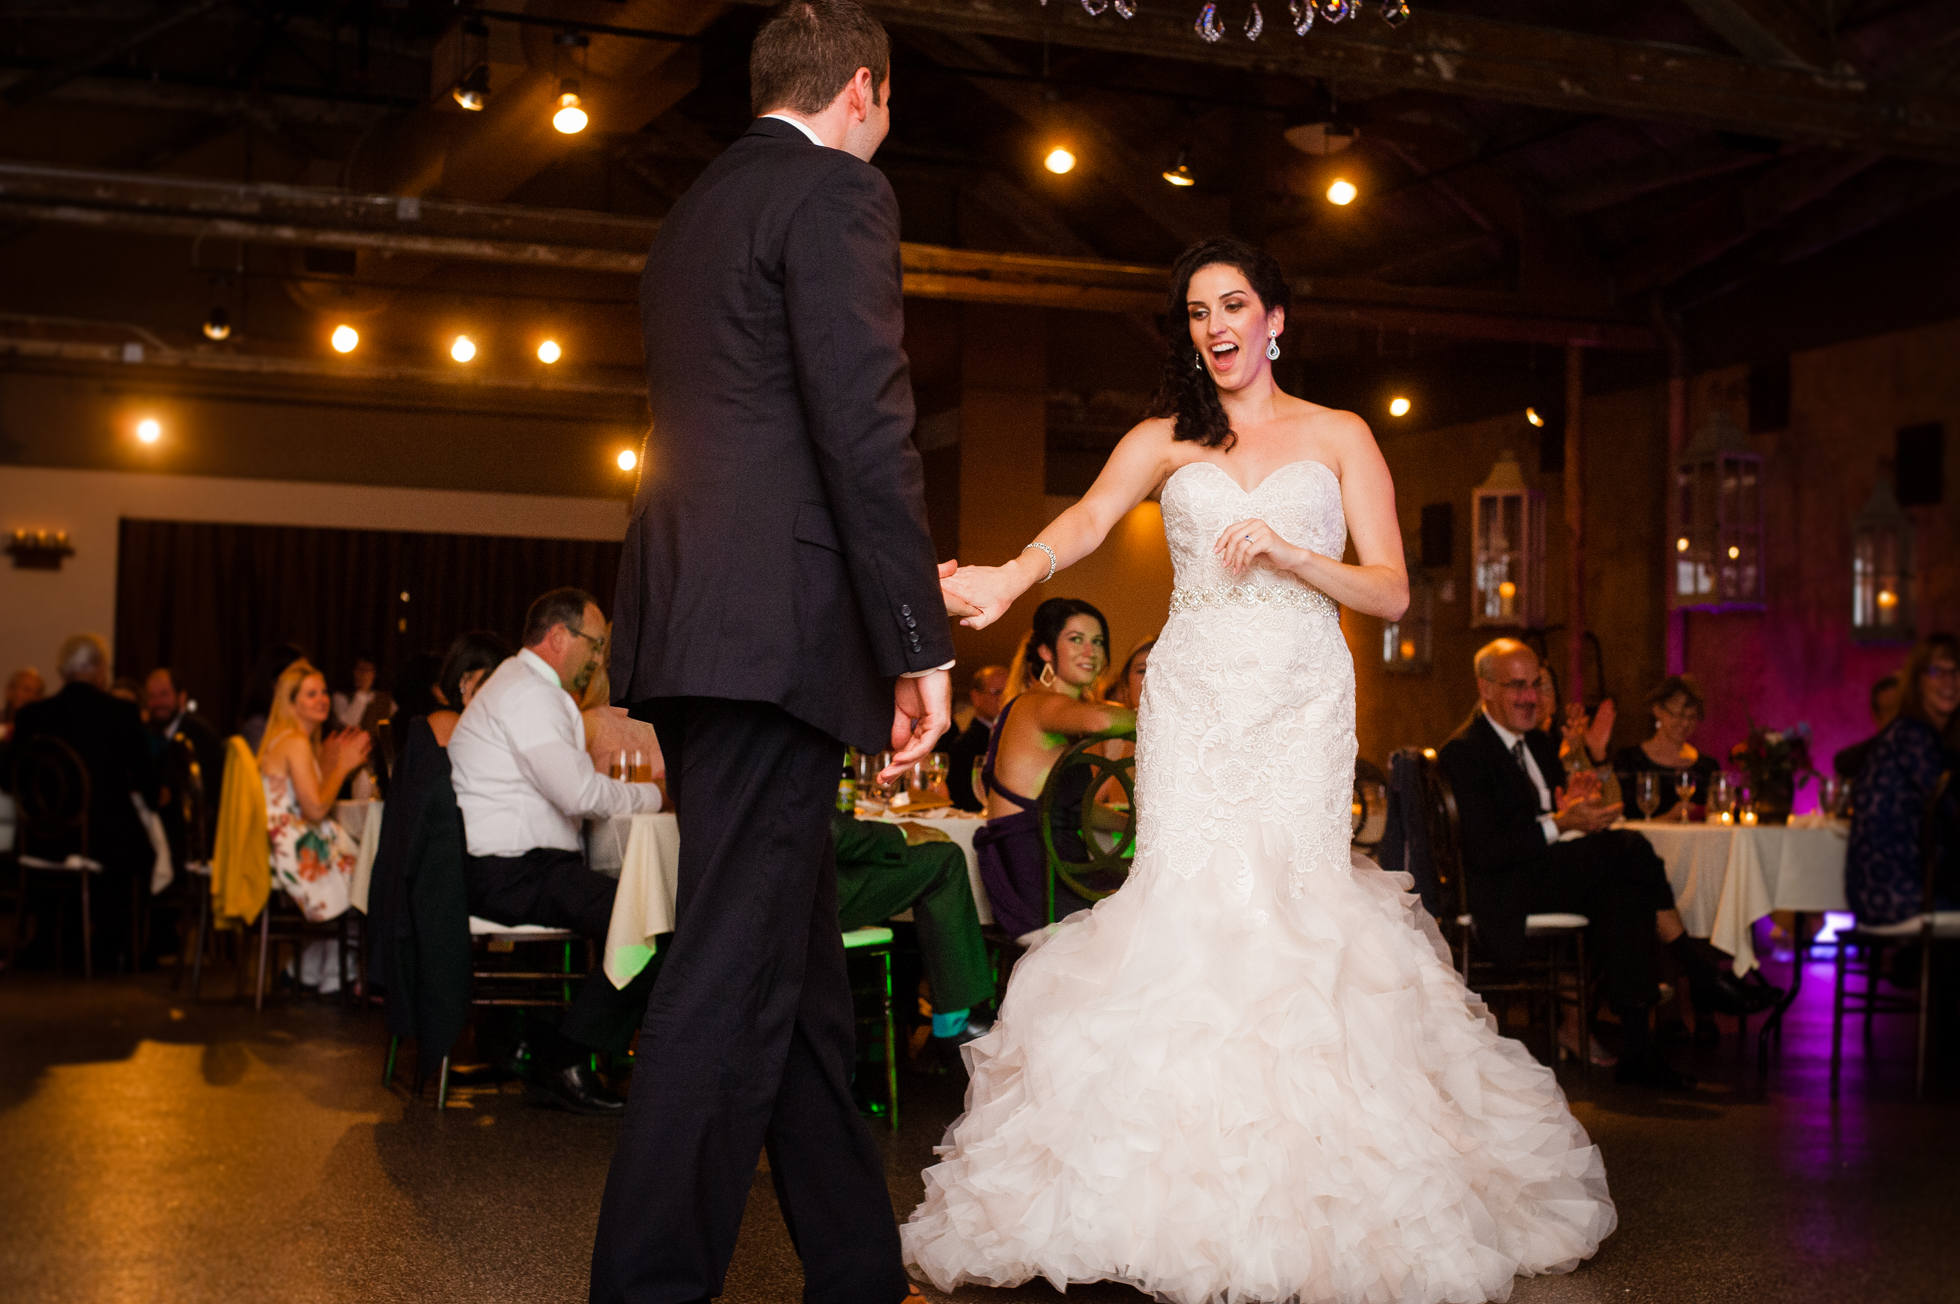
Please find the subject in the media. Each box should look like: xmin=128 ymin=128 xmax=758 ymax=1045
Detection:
xmin=1470 ymin=450 xmax=1546 ymax=629
xmin=1851 ymin=468 xmax=1914 ymax=643
xmin=1382 ymin=543 xmax=1433 ymax=675
xmin=1670 ymin=410 xmax=1765 ymax=611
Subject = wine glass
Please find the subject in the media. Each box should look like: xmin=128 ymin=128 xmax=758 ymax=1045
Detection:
xmin=1708 ymin=772 xmax=1731 ymax=822
xmin=926 ymin=752 xmax=950 ymax=801
xmin=1674 ymin=768 xmax=1697 ymax=822
xmin=1818 ymin=775 xmax=1844 ymax=819
xmin=608 ymin=751 xmax=626 ymax=782
xmin=631 ymin=748 xmax=647 ymax=783
xmin=1635 ymin=771 xmax=1660 ymax=822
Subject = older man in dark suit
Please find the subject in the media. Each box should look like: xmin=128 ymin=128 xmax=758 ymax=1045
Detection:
xmin=9 ymin=634 xmax=158 ymax=968
xmin=1440 ymin=639 xmax=1775 ymax=1091
xmin=594 ymin=5 xmax=960 ymax=1302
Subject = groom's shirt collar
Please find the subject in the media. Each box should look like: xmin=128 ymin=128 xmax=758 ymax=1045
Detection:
xmin=760 ymin=113 xmax=825 ymax=148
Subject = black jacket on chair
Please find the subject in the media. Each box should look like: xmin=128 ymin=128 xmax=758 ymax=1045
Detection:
xmin=609 ymin=117 xmax=955 ymax=753
xmin=9 ymin=681 xmax=158 ymax=873
xmin=1438 ymin=711 xmax=1566 ymax=964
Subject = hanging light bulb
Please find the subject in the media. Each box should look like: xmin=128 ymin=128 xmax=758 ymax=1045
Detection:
xmin=331 ymin=324 xmax=359 ymax=353
xmin=616 ymin=449 xmax=638 ymax=472
xmin=1525 ymin=406 xmax=1545 ymax=427
xmin=553 ymin=82 xmax=588 ymax=134
xmin=1044 ymin=146 xmax=1076 ymax=174
xmin=1389 ymin=396 xmax=1411 ymax=417
xmin=135 ymin=417 xmax=162 ymax=444
xmin=538 ymin=340 xmax=562 ymax=364
xmin=1326 ymin=178 xmax=1358 ymax=205
xmin=1162 ymin=148 xmax=1195 ymax=187
xmin=202 ymin=307 xmax=231 ymax=341
xmin=451 ymin=335 xmax=476 ymax=363
xmin=452 ymin=65 xmax=490 ymax=112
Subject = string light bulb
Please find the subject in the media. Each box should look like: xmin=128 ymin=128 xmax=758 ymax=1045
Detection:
xmin=1389 ymin=396 xmax=1411 ymax=417
xmin=450 ymin=335 xmax=476 ymax=363
xmin=136 ymin=417 xmax=162 ymax=444
xmin=1044 ymin=146 xmax=1076 ymax=175
xmin=1728 ymin=545 xmax=1741 ymax=559
xmin=537 ymin=340 xmax=562 ymax=364
xmin=202 ymin=307 xmax=231 ymax=341
xmin=1326 ymin=178 xmax=1358 ymax=205
xmin=1162 ymin=147 xmax=1195 ymax=187
xmin=1676 ymin=537 xmax=1690 ymax=552
xmin=331 ymin=324 xmax=359 ymax=353
xmin=1525 ymin=406 xmax=1545 ymax=427
xmin=616 ymin=449 xmax=638 ymax=472
xmin=452 ymin=65 xmax=489 ymax=112
xmin=553 ymin=82 xmax=587 ymax=134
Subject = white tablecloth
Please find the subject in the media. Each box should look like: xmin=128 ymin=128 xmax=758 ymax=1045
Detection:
xmin=334 ymin=799 xmax=384 ymax=914
xmin=1625 ymin=818 xmax=1849 ymax=975
xmin=589 ymin=809 xmax=993 ymax=990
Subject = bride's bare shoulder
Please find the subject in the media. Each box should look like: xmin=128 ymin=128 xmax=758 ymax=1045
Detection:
xmin=1280 ymin=396 xmax=1378 ymax=473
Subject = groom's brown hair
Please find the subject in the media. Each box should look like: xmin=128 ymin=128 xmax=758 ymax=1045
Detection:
xmin=750 ymin=0 xmax=889 ymax=117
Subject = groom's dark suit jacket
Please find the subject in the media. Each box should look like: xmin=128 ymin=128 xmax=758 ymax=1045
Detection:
xmin=610 ymin=117 xmax=953 ymax=751
xmin=1438 ymin=711 xmax=1566 ymax=964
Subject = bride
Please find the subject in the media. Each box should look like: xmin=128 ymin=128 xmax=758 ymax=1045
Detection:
xmin=911 ymin=238 xmax=1616 ymax=1304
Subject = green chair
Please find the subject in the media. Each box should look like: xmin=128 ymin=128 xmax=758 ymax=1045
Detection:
xmin=1037 ymin=728 xmax=1138 ymax=926
xmin=843 ymin=925 xmax=897 ymax=1129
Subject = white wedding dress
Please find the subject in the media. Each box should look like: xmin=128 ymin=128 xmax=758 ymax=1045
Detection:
xmin=902 ymin=460 xmax=1615 ymax=1304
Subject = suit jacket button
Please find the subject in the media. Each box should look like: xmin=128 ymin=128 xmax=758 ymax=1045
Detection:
xmin=900 ymin=604 xmax=912 ymax=616
xmin=904 ymin=617 xmax=917 ymax=629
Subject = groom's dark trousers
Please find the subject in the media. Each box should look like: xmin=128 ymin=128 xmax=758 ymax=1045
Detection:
xmin=593 ymin=116 xmax=955 ymax=1304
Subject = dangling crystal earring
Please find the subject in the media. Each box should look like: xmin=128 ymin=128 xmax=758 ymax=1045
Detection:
xmin=1194 ymin=350 xmax=1204 ymax=371
xmin=1038 ymin=662 xmax=1059 ymax=690
xmin=1267 ymin=333 xmax=1280 ymax=361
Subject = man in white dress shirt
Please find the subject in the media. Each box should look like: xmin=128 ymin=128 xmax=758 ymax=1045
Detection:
xmin=449 ymin=587 xmax=664 ymax=1114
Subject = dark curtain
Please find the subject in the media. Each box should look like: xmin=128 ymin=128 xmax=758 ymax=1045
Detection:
xmin=115 ymin=518 xmax=621 ymax=732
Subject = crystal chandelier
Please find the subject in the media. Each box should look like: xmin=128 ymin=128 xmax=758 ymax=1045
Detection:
xmin=1046 ymin=1 xmax=1413 ymax=41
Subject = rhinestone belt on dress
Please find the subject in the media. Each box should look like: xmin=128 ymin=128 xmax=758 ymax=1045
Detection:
xmin=1168 ymin=583 xmax=1336 ymax=617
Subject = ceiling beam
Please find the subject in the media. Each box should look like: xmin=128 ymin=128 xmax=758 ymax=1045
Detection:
xmin=2 ymin=0 xmax=226 ymax=109
xmin=783 ymin=0 xmax=1960 ymax=162
xmin=1611 ymin=147 xmax=1882 ymax=296
xmin=1678 ymin=0 xmax=1843 ymax=70
xmin=1546 ymin=136 xmax=1783 ymax=218
xmin=0 ymin=162 xmax=1654 ymax=345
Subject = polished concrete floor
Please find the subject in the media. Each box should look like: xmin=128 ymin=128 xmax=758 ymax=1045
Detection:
xmin=1 ymin=945 xmax=1954 ymax=1304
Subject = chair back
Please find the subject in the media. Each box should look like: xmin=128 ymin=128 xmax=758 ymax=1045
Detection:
xmin=1037 ymin=728 xmax=1137 ymax=923
xmin=370 ymin=717 xmax=394 ymax=801
xmin=1352 ymin=758 xmax=1389 ymax=853
xmin=163 ymin=733 xmax=214 ymax=865
xmin=13 ymin=735 xmax=91 ymax=859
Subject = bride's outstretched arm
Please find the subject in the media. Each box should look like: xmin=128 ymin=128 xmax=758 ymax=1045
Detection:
xmin=1214 ymin=414 xmax=1409 ymax=620
xmin=942 ymin=421 xmax=1173 ymax=630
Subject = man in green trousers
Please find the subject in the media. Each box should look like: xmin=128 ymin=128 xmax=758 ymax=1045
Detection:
xmin=832 ymin=812 xmax=994 ymax=1045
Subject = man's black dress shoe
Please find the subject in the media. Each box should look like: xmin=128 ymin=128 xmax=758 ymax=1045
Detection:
xmin=534 ymin=1064 xmax=626 ymax=1116
xmin=1614 ymin=1050 xmax=1698 ymax=1091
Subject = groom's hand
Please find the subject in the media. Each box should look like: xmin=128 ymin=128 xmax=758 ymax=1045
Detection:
xmin=883 ymin=668 xmax=950 ymax=780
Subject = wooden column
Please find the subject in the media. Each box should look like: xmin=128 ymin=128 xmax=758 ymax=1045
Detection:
xmin=1664 ymin=339 xmax=1691 ymax=674
xmin=1564 ymin=342 xmax=1587 ymax=704
xmin=956 ymin=303 xmax=1049 ymax=673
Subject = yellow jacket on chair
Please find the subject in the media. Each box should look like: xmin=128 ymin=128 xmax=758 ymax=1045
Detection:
xmin=210 ymin=735 xmax=269 ymax=923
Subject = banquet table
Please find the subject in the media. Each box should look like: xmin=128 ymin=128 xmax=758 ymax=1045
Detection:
xmin=588 ymin=808 xmax=992 ymax=990
xmin=1623 ymin=815 xmax=1848 ymax=1071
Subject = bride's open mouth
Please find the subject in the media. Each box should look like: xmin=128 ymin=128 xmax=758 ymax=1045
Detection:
xmin=1210 ymin=342 xmax=1239 ymax=369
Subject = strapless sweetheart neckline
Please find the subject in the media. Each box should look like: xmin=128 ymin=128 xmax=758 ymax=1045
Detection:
xmin=1165 ymin=456 xmax=1336 ymax=498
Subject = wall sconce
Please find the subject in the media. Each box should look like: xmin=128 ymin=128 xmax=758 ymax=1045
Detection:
xmin=1852 ymin=468 xmax=1914 ymax=643
xmin=1470 ymin=450 xmax=1545 ymax=628
xmin=1670 ymin=410 xmax=1765 ymax=610
xmin=8 ymin=529 xmax=75 ymax=570
xmin=1382 ymin=545 xmax=1433 ymax=675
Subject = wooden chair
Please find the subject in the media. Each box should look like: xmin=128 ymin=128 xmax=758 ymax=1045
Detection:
xmin=160 ymin=733 xmax=220 ymax=998
xmin=1832 ymin=771 xmax=1960 ymax=1099
xmin=1420 ymin=751 xmax=1594 ymax=1075
xmin=1038 ymin=727 xmax=1138 ymax=926
xmin=10 ymin=736 xmax=116 ymax=979
xmin=1352 ymin=758 xmax=1390 ymax=856
xmin=844 ymin=924 xmax=898 ymax=1130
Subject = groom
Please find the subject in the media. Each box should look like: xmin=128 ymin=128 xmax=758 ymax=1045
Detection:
xmin=592 ymin=3 xmax=955 ymax=1302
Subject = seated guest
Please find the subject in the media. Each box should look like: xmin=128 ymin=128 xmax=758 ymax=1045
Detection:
xmin=1108 ymin=639 xmax=1154 ymax=710
xmin=426 ymin=632 xmax=514 ymax=747
xmin=945 ymin=665 xmax=1007 ymax=813
xmin=1848 ymin=634 xmax=1959 ymax=925
xmin=1441 ymin=639 xmax=1773 ymax=1090
xmin=109 ymin=677 xmax=141 ymax=704
xmin=258 ymin=661 xmax=369 ymax=991
xmin=237 ymin=644 xmax=306 ymax=755
xmin=577 ymin=654 xmax=670 ymax=809
xmin=974 ymin=599 xmax=1132 ymax=943
xmin=1614 ymin=675 xmax=1719 ymax=819
xmin=1536 ymin=663 xmax=1615 ymax=776
xmin=3 ymin=665 xmax=45 ymax=736
xmin=144 ymin=666 xmax=227 ymax=871
xmin=447 ymin=588 xmax=664 ymax=1114
xmin=8 ymin=635 xmax=159 ymax=969
xmin=1834 ymin=672 xmax=1904 ymax=782
xmin=333 ymin=653 xmax=394 ymax=736
xmin=832 ymin=811 xmax=994 ymax=1052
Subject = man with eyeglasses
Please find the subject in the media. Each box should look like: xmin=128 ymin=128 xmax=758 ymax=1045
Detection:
xmin=449 ymin=587 xmax=664 ymax=1114
xmin=1441 ymin=638 xmax=1775 ymax=1091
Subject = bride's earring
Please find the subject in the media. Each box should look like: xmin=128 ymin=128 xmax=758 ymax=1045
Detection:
xmin=1038 ymin=662 xmax=1058 ymax=690
xmin=1266 ymin=332 xmax=1280 ymax=361
xmin=1193 ymin=349 xmax=1204 ymax=372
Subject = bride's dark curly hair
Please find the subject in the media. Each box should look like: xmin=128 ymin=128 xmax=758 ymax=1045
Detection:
xmin=1144 ymin=237 xmax=1292 ymax=451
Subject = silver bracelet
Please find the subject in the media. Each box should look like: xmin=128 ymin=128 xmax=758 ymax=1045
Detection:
xmin=1022 ymin=541 xmax=1058 ymax=583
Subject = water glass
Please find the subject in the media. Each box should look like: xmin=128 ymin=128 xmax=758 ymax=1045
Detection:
xmin=608 ymin=752 xmax=626 ymax=782
xmin=1635 ymin=771 xmax=1660 ymax=822
xmin=1818 ymin=775 xmax=1844 ymax=818
xmin=1707 ymin=772 xmax=1731 ymax=821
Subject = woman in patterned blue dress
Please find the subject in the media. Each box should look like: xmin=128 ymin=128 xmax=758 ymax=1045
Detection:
xmin=1848 ymin=633 xmax=1959 ymax=924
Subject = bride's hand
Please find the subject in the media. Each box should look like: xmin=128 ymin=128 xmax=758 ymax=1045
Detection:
xmin=1215 ymin=518 xmax=1306 ymax=577
xmin=944 ymin=563 xmax=1030 ymax=630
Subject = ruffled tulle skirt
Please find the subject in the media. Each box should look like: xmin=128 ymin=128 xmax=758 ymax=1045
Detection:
xmin=901 ymin=851 xmax=1615 ymax=1304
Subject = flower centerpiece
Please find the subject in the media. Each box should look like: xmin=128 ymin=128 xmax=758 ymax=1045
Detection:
xmin=1730 ymin=720 xmax=1816 ymax=824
